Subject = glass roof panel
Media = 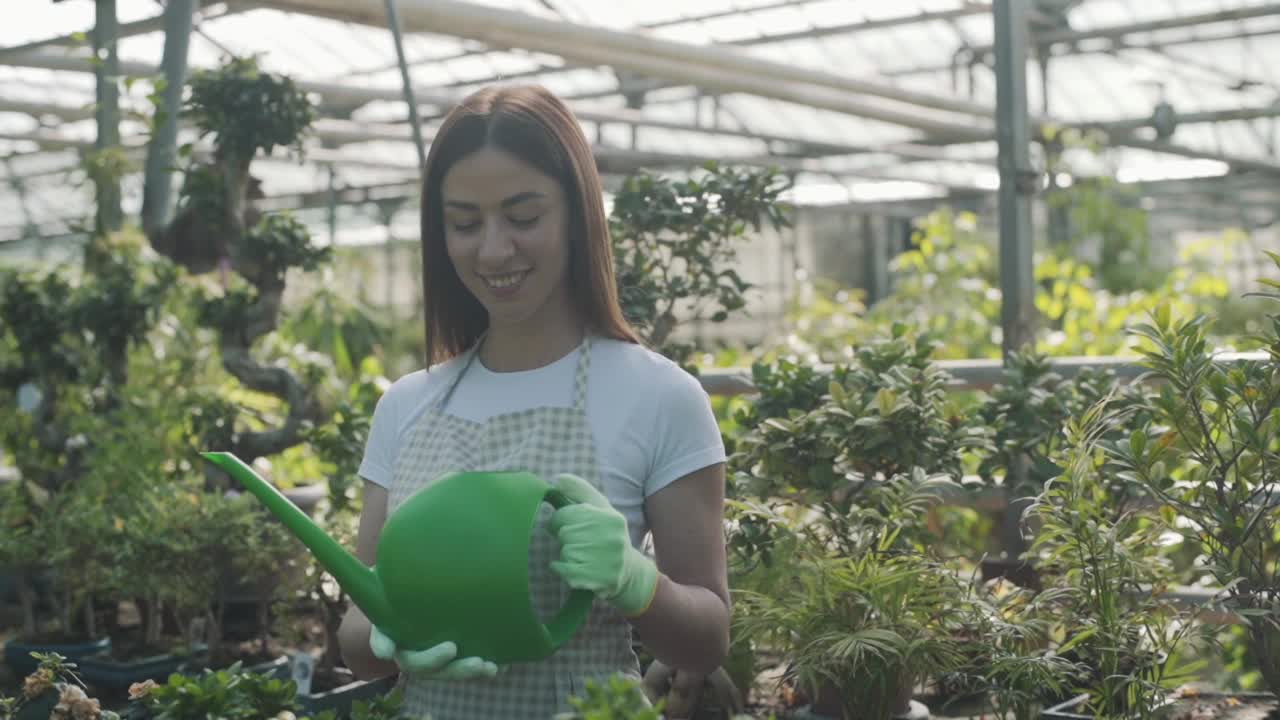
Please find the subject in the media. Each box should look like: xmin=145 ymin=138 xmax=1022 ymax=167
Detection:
xmin=1 ymin=0 xmax=1277 ymax=250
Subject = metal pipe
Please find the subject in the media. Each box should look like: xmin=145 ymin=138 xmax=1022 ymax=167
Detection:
xmin=251 ymin=0 xmax=998 ymax=122
xmin=383 ymin=0 xmax=428 ymax=173
xmin=696 ymin=352 xmax=1272 ymax=397
xmin=732 ymin=4 xmax=993 ymax=47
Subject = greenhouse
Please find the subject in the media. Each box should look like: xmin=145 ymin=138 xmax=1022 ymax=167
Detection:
xmin=1 ymin=0 xmax=1279 ymax=718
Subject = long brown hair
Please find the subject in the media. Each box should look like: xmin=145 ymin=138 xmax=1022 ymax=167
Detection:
xmin=419 ymin=84 xmax=640 ymax=366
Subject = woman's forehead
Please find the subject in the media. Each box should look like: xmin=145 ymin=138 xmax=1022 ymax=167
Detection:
xmin=442 ymin=147 xmax=562 ymax=206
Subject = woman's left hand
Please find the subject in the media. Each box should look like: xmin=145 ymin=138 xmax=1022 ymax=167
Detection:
xmin=547 ymin=474 xmax=659 ymax=617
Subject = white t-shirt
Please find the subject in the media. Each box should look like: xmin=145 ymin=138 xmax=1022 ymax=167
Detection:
xmin=358 ymin=336 xmax=726 ymax=549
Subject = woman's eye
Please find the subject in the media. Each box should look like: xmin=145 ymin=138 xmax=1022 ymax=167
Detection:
xmin=451 ymin=220 xmax=480 ymax=233
xmin=509 ymin=215 xmax=541 ymax=229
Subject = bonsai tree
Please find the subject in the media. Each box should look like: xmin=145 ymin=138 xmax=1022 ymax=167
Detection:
xmin=0 ymin=230 xmax=177 ymax=643
xmin=609 ymin=162 xmax=791 ymax=369
xmin=143 ymin=53 xmax=331 ymax=483
xmin=1108 ymin=253 xmax=1280 ymax=698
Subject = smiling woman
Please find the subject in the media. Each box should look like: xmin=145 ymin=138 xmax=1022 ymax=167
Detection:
xmin=440 ymin=147 xmax=577 ymax=364
xmin=335 ymin=84 xmax=731 ymax=720
xmin=417 ymin=85 xmax=640 ymax=372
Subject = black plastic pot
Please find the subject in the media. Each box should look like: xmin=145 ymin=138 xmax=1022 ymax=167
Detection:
xmin=296 ymin=668 xmax=398 ymax=719
xmin=3 ymin=636 xmax=112 ymax=679
xmin=75 ymin=643 xmax=207 ymax=691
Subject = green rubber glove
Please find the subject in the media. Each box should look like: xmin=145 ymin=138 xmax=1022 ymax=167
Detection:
xmin=547 ymin=474 xmax=659 ymax=617
xmin=369 ymin=625 xmax=499 ymax=680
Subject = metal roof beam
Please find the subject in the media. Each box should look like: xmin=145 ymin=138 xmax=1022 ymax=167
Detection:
xmin=0 ymin=1 xmax=240 ymax=62
xmin=436 ymin=2 xmax=996 ymax=89
xmin=969 ymin=4 xmax=1280 ymax=56
xmin=247 ymin=0 xmax=998 ymax=125
xmin=0 ymin=56 xmax=961 ymax=163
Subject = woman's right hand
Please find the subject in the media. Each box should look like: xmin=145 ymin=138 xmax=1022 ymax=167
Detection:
xmin=368 ymin=626 xmax=500 ymax=680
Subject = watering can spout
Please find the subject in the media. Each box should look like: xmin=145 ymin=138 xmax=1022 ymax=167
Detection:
xmin=200 ymin=451 xmax=394 ymax=628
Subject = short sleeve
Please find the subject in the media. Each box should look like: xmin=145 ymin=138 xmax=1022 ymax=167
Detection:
xmin=358 ymin=389 xmax=399 ymax=489
xmin=646 ymin=368 xmax=727 ymax=497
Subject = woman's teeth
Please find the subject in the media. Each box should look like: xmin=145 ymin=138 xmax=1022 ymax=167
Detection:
xmin=484 ymin=271 xmax=528 ymax=289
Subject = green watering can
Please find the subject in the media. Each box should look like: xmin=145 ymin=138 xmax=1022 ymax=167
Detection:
xmin=200 ymin=451 xmax=594 ymax=665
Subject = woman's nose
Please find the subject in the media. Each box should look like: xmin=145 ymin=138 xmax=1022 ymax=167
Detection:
xmin=477 ymin=219 xmax=515 ymax=264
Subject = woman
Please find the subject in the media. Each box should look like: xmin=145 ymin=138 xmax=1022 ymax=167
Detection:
xmin=336 ymin=84 xmax=731 ymax=720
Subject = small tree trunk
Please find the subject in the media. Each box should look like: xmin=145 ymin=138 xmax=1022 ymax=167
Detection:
xmin=60 ymin=588 xmax=72 ymax=638
xmin=146 ymin=594 xmax=163 ymax=646
xmin=258 ymin=596 xmax=271 ymax=655
xmin=83 ymin=595 xmax=97 ymax=640
xmin=17 ymin=573 xmax=37 ymax=638
xmin=319 ymin=592 xmax=345 ymax=674
xmin=211 ymin=584 xmax=226 ymax=656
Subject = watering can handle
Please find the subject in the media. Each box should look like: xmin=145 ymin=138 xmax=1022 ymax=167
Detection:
xmin=540 ymin=488 xmax=596 ymax=648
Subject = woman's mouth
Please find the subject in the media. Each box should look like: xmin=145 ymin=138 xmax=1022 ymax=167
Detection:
xmin=481 ymin=270 xmax=530 ymax=297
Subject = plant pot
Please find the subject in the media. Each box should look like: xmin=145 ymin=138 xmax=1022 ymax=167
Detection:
xmin=296 ymin=666 xmax=398 ymax=719
xmin=179 ymin=650 xmax=292 ymax=680
xmin=75 ymin=642 xmax=208 ymax=691
xmin=1042 ymin=690 xmax=1276 ymax=720
xmin=979 ymin=556 xmax=1042 ymax=592
xmin=2 ymin=635 xmax=112 ymax=679
xmin=798 ymin=677 xmax=928 ymax=720
xmin=641 ymin=660 xmax=746 ymax=719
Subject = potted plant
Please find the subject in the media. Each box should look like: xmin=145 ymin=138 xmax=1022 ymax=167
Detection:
xmin=126 ymin=657 xmax=413 ymax=720
xmin=1027 ymin=394 xmax=1214 ymax=720
xmin=1101 ymin=255 xmax=1280 ymax=713
xmin=606 ymin=162 xmax=793 ymax=716
xmin=0 ymin=238 xmax=176 ymax=679
xmin=0 ymin=652 xmax=125 ymax=720
xmin=973 ymin=350 xmax=1158 ymax=589
xmin=730 ymin=470 xmax=974 ymax=720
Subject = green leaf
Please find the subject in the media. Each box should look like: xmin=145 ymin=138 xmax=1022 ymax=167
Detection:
xmin=1129 ymin=428 xmax=1147 ymax=457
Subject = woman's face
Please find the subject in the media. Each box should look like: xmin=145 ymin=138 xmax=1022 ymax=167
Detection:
xmin=441 ymin=146 xmax=574 ymax=333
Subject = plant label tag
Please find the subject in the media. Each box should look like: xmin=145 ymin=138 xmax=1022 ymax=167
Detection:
xmin=291 ymin=652 xmax=315 ymax=695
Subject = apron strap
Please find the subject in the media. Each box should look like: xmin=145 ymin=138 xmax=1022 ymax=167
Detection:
xmin=436 ymin=337 xmax=482 ymax=413
xmin=571 ymin=335 xmax=592 ymax=411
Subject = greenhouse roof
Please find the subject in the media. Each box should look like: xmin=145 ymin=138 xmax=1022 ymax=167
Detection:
xmin=2 ymin=0 xmax=1279 ymax=248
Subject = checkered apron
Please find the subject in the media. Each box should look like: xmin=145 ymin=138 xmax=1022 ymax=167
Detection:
xmin=387 ymin=336 xmax=643 ymax=719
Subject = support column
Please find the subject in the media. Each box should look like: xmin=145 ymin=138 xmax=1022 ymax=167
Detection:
xmin=864 ymin=214 xmax=889 ymax=305
xmin=141 ymin=0 xmax=195 ymax=238
xmin=993 ymin=0 xmax=1038 ymax=567
xmin=1040 ymin=49 xmax=1071 ymax=248
xmin=93 ymin=0 xmax=122 ymax=236
xmin=994 ymin=0 xmax=1037 ymax=361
